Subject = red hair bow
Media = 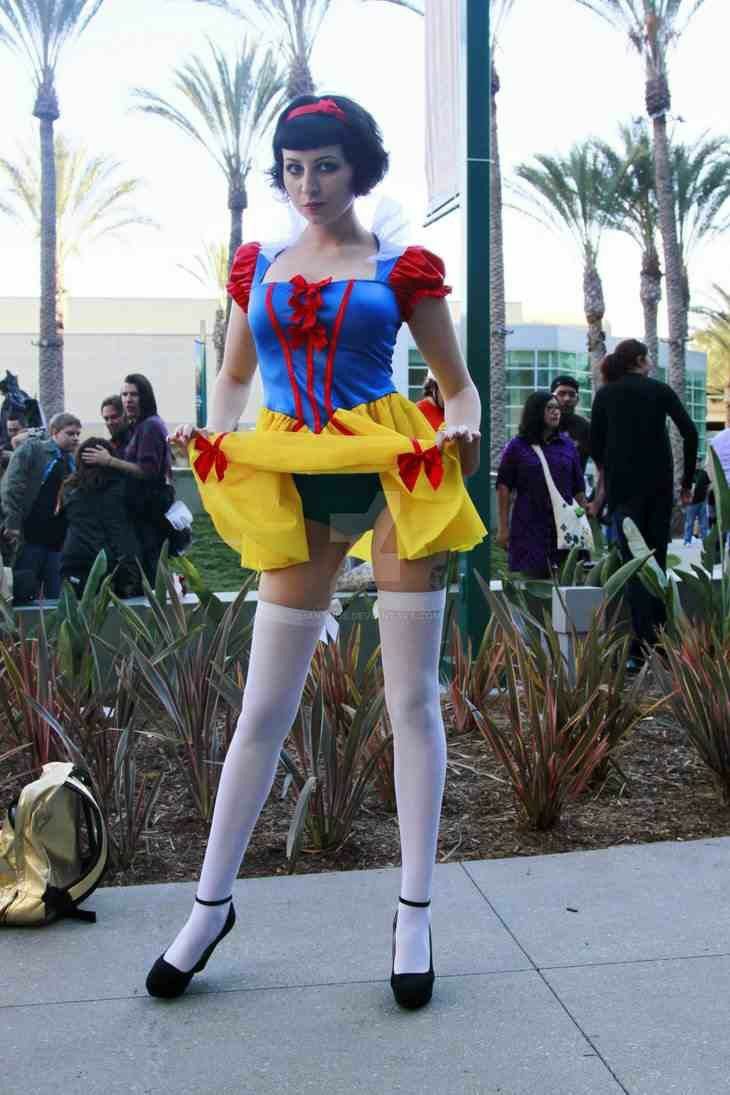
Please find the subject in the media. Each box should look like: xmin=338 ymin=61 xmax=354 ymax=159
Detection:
xmin=194 ymin=432 xmax=229 ymax=483
xmin=397 ymin=439 xmax=444 ymax=493
xmin=286 ymin=98 xmax=347 ymax=124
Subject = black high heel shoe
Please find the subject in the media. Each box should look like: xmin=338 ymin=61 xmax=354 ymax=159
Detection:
xmin=146 ymin=895 xmax=236 ymax=999
xmin=390 ymin=897 xmax=434 ymax=1009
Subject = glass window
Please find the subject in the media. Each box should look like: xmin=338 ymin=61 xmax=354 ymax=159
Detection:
xmin=540 ymin=351 xmax=562 ymax=368
xmin=507 ymin=367 xmax=536 ymax=387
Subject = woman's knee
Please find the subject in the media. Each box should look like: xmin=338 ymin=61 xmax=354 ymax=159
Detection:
xmin=384 ymin=678 xmax=441 ymax=728
xmin=234 ymin=698 xmax=299 ymax=748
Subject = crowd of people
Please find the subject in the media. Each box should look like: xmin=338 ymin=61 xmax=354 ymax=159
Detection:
xmin=0 ymin=372 xmax=183 ymax=603
xmin=494 ymin=338 xmax=701 ymax=668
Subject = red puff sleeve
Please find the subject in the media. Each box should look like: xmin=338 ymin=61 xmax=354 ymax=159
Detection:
xmin=388 ymin=245 xmax=452 ymax=322
xmin=226 ymin=241 xmax=261 ymax=312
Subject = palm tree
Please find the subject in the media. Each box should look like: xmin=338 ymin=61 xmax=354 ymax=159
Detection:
xmin=576 ymin=0 xmax=709 ymax=480
xmin=178 ymin=241 xmax=229 ymax=373
xmin=487 ymin=0 xmax=515 ymax=467
xmin=195 ymin=0 xmax=425 ymax=101
xmin=597 ymin=122 xmax=661 ymax=373
xmin=0 ymin=134 xmax=154 ymax=331
xmin=192 ymin=0 xmax=331 ymax=99
xmin=515 ymin=143 xmax=617 ymax=389
xmin=0 ymin=0 xmax=106 ymax=418
xmin=133 ymin=38 xmax=285 ymax=299
xmin=672 ymin=134 xmax=730 ymax=345
xmin=694 ymin=286 xmax=730 ymax=426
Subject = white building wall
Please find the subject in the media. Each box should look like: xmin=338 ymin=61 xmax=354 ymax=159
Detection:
xmin=0 ymin=296 xmax=411 ymax=432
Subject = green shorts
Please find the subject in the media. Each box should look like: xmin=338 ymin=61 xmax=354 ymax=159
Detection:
xmin=293 ymin=472 xmax=387 ymax=538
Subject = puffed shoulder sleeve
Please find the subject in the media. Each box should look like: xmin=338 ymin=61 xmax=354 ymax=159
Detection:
xmin=388 ymin=245 xmax=452 ymax=322
xmin=226 ymin=241 xmax=261 ymax=312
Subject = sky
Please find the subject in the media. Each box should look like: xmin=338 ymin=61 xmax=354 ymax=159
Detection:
xmin=0 ymin=0 xmax=728 ymax=341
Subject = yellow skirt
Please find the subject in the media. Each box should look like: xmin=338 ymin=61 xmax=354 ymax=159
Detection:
xmin=189 ymin=392 xmax=487 ymax=571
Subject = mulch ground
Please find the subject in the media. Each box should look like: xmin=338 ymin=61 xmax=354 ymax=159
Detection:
xmin=109 ymin=699 xmax=730 ymax=886
xmin=4 ymin=686 xmax=730 ymax=888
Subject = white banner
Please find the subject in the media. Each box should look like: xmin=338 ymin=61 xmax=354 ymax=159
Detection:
xmin=425 ymin=0 xmax=461 ymax=221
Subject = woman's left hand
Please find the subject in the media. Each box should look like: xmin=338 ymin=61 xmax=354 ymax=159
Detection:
xmin=81 ymin=445 xmax=113 ymax=467
xmin=435 ymin=424 xmax=481 ymax=478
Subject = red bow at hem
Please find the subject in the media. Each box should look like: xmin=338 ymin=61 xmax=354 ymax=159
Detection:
xmin=397 ymin=439 xmax=444 ymax=493
xmin=194 ymin=433 xmax=229 ymax=483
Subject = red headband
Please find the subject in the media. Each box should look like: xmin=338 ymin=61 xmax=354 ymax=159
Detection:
xmin=286 ymin=98 xmax=347 ymax=124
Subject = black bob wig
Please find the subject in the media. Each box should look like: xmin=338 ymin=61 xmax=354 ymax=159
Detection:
xmin=518 ymin=391 xmax=559 ymax=446
xmin=268 ymin=95 xmax=389 ymax=197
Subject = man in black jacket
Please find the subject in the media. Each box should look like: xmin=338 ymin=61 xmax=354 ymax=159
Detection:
xmin=550 ymin=375 xmax=591 ymax=472
xmin=590 ymin=339 xmax=697 ymax=661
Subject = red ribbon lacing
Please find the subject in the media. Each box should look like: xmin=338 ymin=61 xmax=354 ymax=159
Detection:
xmin=287 ymin=274 xmax=331 ymax=351
xmin=397 ymin=439 xmax=444 ymax=493
xmin=193 ymin=433 xmax=229 ymax=483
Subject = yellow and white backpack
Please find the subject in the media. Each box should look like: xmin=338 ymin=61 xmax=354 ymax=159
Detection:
xmin=0 ymin=762 xmax=108 ymax=925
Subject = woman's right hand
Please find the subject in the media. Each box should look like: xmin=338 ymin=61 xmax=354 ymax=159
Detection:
xmin=169 ymin=424 xmax=210 ymax=451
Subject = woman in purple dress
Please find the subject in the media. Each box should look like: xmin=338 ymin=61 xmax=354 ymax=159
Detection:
xmin=496 ymin=391 xmax=587 ymax=578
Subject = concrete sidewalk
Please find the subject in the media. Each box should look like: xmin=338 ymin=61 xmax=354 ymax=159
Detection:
xmin=6 ymin=836 xmax=730 ymax=1095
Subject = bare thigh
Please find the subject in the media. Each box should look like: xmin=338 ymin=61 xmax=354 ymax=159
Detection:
xmin=257 ymin=519 xmax=354 ymax=610
xmin=371 ymin=506 xmax=449 ymax=593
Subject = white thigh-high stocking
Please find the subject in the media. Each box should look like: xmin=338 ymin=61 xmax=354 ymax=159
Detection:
xmin=163 ymin=600 xmax=326 ymax=973
xmin=378 ymin=588 xmax=447 ymax=974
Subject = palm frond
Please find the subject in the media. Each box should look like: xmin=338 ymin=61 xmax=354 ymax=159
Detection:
xmin=514 ymin=141 xmax=618 ymax=262
xmin=672 ymin=133 xmax=730 ymax=259
xmin=133 ymin=36 xmax=285 ymax=187
xmin=0 ymin=0 xmax=106 ymax=86
xmin=178 ymin=240 xmax=229 ymax=299
xmin=194 ymin=0 xmax=332 ymax=67
xmin=595 ymin=120 xmax=657 ymax=251
xmin=577 ymin=0 xmax=708 ymax=60
xmin=364 ymin=0 xmax=424 ymax=12
xmin=0 ymin=132 xmax=153 ymax=269
xmin=0 ymin=146 xmax=40 ymax=220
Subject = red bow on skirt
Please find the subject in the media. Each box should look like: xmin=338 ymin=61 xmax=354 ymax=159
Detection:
xmin=194 ymin=433 xmax=229 ymax=483
xmin=397 ymin=439 xmax=444 ymax=493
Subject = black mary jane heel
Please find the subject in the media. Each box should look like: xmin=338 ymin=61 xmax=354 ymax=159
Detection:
xmin=390 ymin=896 xmax=434 ymax=1010
xmin=146 ymin=895 xmax=236 ymax=999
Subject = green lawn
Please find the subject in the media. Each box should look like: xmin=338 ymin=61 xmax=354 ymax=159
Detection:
xmin=187 ymin=514 xmax=251 ymax=592
xmin=186 ymin=513 xmax=503 ymax=593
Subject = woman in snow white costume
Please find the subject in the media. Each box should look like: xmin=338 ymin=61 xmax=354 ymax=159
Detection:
xmin=146 ymin=94 xmax=485 ymax=1009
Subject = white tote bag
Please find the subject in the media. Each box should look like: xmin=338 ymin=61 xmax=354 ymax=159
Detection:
xmin=531 ymin=445 xmax=594 ymax=553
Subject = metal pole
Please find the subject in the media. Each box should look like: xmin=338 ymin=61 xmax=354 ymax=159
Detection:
xmin=459 ymin=0 xmax=491 ymax=648
xmin=195 ymin=319 xmax=208 ymax=429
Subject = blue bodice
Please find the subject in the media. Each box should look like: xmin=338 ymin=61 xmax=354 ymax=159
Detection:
xmin=247 ymin=250 xmax=403 ymax=433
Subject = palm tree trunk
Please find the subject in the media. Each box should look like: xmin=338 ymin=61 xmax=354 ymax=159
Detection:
xmin=640 ymin=242 xmax=661 ymax=377
xmin=286 ymin=55 xmax=315 ymax=100
xmin=651 ymin=103 xmax=686 ymax=490
xmin=584 ymin=257 xmax=606 ymax=392
xmin=225 ymin=175 xmax=247 ymax=327
xmin=34 ymin=79 xmax=63 ymax=419
xmin=489 ymin=61 xmax=507 ymax=469
xmin=213 ymin=306 xmax=226 ymax=373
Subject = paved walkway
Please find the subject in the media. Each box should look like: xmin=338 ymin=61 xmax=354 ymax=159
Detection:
xmin=6 ymin=835 xmax=730 ymax=1094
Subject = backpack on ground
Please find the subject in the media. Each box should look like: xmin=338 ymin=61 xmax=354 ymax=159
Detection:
xmin=0 ymin=762 xmax=108 ymax=926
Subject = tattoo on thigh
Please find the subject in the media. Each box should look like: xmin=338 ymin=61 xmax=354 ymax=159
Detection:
xmin=428 ymin=560 xmax=448 ymax=590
